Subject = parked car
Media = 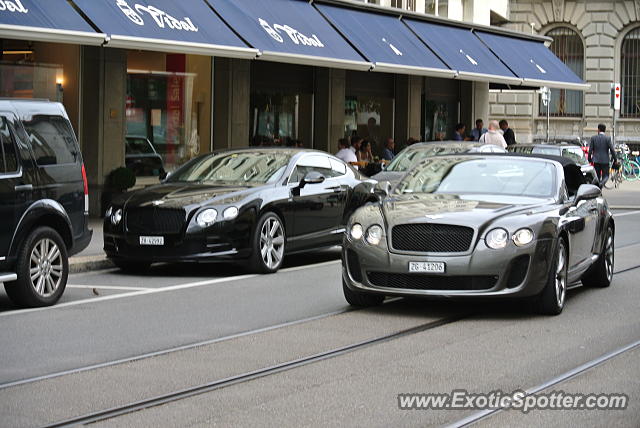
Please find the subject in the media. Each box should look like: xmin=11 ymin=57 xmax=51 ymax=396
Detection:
xmin=0 ymin=100 xmax=91 ymax=307
xmin=104 ymin=148 xmax=375 ymax=273
xmin=372 ymin=141 xmax=506 ymax=184
xmin=509 ymin=143 xmax=598 ymax=185
xmin=342 ymin=153 xmax=614 ymax=315
xmin=125 ymin=135 xmax=165 ymax=177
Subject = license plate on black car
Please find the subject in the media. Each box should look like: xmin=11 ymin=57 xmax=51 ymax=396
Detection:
xmin=409 ymin=262 xmax=445 ymax=273
xmin=139 ymin=236 xmax=164 ymax=246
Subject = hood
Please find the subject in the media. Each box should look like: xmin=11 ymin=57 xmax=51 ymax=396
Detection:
xmin=382 ymin=193 xmax=548 ymax=230
xmin=371 ymin=170 xmax=404 ymax=185
xmin=122 ymin=182 xmax=262 ymax=210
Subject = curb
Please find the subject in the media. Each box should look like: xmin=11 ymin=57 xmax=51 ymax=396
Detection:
xmin=69 ymin=256 xmax=113 ymax=274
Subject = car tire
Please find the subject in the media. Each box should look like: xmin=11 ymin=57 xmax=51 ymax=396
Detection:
xmin=4 ymin=227 xmax=68 ymax=307
xmin=250 ymin=212 xmax=286 ymax=274
xmin=113 ymin=259 xmax=151 ymax=274
xmin=342 ymin=278 xmax=384 ymax=307
xmin=581 ymin=225 xmax=614 ymax=288
xmin=533 ymin=238 xmax=568 ymax=316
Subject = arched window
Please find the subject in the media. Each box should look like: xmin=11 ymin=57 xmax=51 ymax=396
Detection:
xmin=621 ymin=27 xmax=640 ymax=117
xmin=540 ymin=27 xmax=584 ymax=117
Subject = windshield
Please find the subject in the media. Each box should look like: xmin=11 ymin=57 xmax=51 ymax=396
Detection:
xmin=126 ymin=138 xmax=155 ymax=155
xmin=168 ymin=151 xmax=291 ymax=185
xmin=386 ymin=144 xmax=478 ymax=172
xmin=396 ymin=158 xmax=557 ymax=198
xmin=561 ymin=147 xmax=587 ymax=165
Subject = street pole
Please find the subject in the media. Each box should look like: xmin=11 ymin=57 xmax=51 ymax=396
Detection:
xmin=541 ymin=87 xmax=550 ymax=142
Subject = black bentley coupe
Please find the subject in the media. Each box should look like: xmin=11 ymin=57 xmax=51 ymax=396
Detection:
xmin=343 ymin=154 xmax=614 ymax=315
xmin=104 ymin=148 xmax=374 ymax=273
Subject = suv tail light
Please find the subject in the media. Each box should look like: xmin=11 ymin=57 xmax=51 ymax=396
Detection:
xmin=81 ymin=163 xmax=89 ymax=214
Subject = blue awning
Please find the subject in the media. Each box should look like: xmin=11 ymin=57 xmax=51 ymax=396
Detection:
xmin=0 ymin=0 xmax=104 ymax=45
xmin=315 ymin=4 xmax=454 ymax=78
xmin=206 ymin=0 xmax=371 ymax=70
xmin=72 ymin=0 xmax=257 ymax=58
xmin=404 ymin=19 xmax=521 ymax=85
xmin=474 ymin=31 xmax=590 ymax=91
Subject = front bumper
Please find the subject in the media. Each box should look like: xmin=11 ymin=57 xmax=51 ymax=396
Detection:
xmin=103 ymin=221 xmax=252 ymax=263
xmin=342 ymin=236 xmax=555 ymax=299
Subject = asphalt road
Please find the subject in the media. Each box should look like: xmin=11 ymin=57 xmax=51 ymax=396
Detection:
xmin=0 ymin=210 xmax=639 ymax=427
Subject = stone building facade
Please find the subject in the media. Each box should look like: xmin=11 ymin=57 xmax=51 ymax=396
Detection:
xmin=489 ymin=0 xmax=640 ymax=149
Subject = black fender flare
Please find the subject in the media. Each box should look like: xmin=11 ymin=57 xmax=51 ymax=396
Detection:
xmin=9 ymin=199 xmax=73 ymax=258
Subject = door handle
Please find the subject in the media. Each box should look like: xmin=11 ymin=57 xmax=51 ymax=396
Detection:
xmin=14 ymin=184 xmax=33 ymax=192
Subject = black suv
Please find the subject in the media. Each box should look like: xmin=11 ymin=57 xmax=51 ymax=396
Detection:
xmin=0 ymin=100 xmax=91 ymax=307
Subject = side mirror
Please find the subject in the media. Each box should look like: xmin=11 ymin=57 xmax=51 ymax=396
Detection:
xmin=299 ymin=171 xmax=325 ymax=189
xmin=374 ymin=180 xmax=392 ymax=198
xmin=575 ymin=184 xmax=601 ymax=203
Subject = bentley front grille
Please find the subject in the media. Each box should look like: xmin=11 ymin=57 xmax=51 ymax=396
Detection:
xmin=391 ymin=224 xmax=474 ymax=253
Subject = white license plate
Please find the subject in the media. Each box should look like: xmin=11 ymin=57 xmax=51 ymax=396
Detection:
xmin=409 ymin=261 xmax=445 ymax=273
xmin=139 ymin=236 xmax=164 ymax=246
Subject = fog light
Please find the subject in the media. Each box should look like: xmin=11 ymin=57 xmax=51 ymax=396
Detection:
xmin=223 ymin=206 xmax=239 ymax=220
xmin=197 ymin=209 xmax=218 ymax=227
xmin=513 ymin=228 xmax=534 ymax=246
xmin=366 ymin=225 xmax=383 ymax=246
xmin=485 ymin=228 xmax=508 ymax=249
xmin=111 ymin=209 xmax=123 ymax=226
xmin=350 ymin=223 xmax=363 ymax=240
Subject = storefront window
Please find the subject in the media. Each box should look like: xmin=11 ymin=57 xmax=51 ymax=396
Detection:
xmin=126 ymin=52 xmax=212 ymax=174
xmin=250 ymin=92 xmax=312 ymax=146
xmin=422 ymin=77 xmax=460 ymax=141
xmin=0 ymin=41 xmax=80 ymax=133
xmin=344 ymin=95 xmax=394 ymax=155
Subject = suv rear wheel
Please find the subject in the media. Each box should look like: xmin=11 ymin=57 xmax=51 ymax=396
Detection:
xmin=5 ymin=227 xmax=69 ymax=307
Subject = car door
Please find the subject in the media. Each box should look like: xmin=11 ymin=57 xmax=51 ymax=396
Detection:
xmin=0 ymin=113 xmax=31 ymax=261
xmin=289 ymin=154 xmax=346 ymax=248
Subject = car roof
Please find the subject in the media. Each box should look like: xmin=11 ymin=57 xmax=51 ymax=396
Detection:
xmin=515 ymin=143 xmax=582 ymax=148
xmin=406 ymin=141 xmax=484 ymax=149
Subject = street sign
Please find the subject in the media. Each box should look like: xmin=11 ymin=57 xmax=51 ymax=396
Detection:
xmin=611 ymin=83 xmax=621 ymax=111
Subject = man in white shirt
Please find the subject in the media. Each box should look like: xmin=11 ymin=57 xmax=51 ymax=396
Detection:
xmin=479 ymin=120 xmax=508 ymax=149
xmin=335 ymin=138 xmax=357 ymax=163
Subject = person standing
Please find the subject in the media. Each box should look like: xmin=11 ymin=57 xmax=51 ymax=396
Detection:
xmin=382 ymin=138 xmax=395 ymax=161
xmin=470 ymin=119 xmax=487 ymax=141
xmin=499 ymin=120 xmax=516 ymax=146
xmin=589 ymin=124 xmax=617 ymax=188
xmin=479 ymin=120 xmax=507 ymax=149
xmin=335 ymin=138 xmax=357 ymax=163
xmin=454 ymin=123 xmax=466 ymax=141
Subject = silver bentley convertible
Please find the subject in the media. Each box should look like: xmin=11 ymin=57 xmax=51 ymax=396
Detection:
xmin=342 ymin=154 xmax=615 ymax=315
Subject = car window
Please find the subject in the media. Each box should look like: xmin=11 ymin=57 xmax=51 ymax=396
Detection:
xmin=329 ymin=158 xmax=347 ymax=177
xmin=0 ymin=117 xmax=18 ymax=173
xmin=510 ymin=146 xmax=533 ymax=154
xmin=290 ymin=154 xmax=333 ymax=182
xmin=23 ymin=115 xmax=78 ymax=165
xmin=532 ymin=146 xmax=560 ymax=156
xmin=562 ymin=147 xmax=587 ymax=165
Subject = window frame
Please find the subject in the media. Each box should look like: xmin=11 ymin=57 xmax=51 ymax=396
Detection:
xmin=0 ymin=114 xmax=22 ymax=177
xmin=621 ymin=26 xmax=640 ymax=118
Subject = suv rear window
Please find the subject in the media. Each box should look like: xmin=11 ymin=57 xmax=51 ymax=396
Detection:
xmin=23 ymin=115 xmax=78 ymax=165
xmin=0 ymin=117 xmax=18 ymax=173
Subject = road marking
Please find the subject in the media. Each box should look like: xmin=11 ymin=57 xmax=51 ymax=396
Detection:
xmin=0 ymin=260 xmax=341 ymax=318
xmin=67 ymin=285 xmax=153 ymax=291
xmin=446 ymin=338 xmax=640 ymax=427
xmin=613 ymin=210 xmax=640 ymax=217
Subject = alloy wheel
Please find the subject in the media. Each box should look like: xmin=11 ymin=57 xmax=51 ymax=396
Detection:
xmin=29 ymin=238 xmax=64 ymax=298
xmin=260 ymin=217 xmax=285 ymax=270
xmin=555 ymin=242 xmax=567 ymax=308
xmin=604 ymin=231 xmax=614 ymax=282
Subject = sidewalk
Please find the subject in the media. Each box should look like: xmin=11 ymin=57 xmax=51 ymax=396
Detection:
xmin=69 ymin=180 xmax=640 ymax=273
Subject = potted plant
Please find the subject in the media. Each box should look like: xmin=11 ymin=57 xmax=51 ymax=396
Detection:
xmin=101 ymin=167 xmax=136 ymax=216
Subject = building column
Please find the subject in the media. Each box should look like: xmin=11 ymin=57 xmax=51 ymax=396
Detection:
xmin=394 ymin=75 xmax=423 ymax=144
xmin=472 ymin=81 xmax=490 ymax=126
xmin=314 ymin=67 xmax=345 ymax=153
xmin=80 ymin=46 xmax=127 ymax=216
xmin=213 ymin=57 xmax=250 ymax=150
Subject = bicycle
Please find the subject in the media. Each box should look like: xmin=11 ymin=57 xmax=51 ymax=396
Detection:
xmin=619 ymin=151 xmax=640 ymax=181
xmin=603 ymin=162 xmax=622 ymax=189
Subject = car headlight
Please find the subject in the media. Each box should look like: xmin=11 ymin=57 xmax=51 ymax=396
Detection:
xmin=105 ymin=206 xmax=113 ymax=218
xmin=196 ymin=208 xmax=218 ymax=227
xmin=110 ymin=209 xmax=123 ymax=226
xmin=485 ymin=228 xmax=508 ymax=249
xmin=223 ymin=206 xmax=239 ymax=220
xmin=365 ymin=225 xmax=383 ymax=246
xmin=513 ymin=228 xmax=534 ymax=247
xmin=350 ymin=223 xmax=363 ymax=240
